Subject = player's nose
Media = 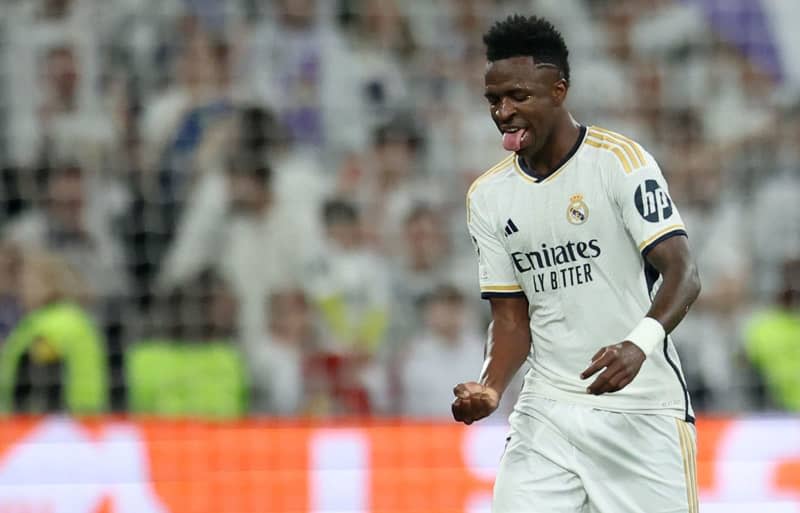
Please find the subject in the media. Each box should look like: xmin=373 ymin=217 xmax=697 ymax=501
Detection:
xmin=494 ymin=97 xmax=516 ymax=122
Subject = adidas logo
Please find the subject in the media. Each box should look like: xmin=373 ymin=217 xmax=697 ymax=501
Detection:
xmin=503 ymin=219 xmax=519 ymax=237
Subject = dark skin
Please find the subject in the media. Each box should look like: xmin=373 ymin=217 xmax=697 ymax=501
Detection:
xmin=452 ymin=56 xmax=701 ymax=424
xmin=482 ymin=56 xmax=579 ymax=178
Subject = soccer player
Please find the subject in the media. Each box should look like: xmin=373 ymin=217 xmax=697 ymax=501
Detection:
xmin=451 ymin=15 xmax=702 ymax=513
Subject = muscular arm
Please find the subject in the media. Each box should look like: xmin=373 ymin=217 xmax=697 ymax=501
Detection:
xmin=581 ymin=235 xmax=701 ymax=395
xmin=643 ymin=235 xmax=701 ymax=333
xmin=452 ymin=296 xmax=530 ymax=424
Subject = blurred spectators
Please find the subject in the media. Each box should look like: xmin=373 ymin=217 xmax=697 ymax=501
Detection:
xmin=0 ymin=248 xmax=107 ymax=414
xmin=139 ymin=18 xmax=234 ymax=177
xmin=389 ymin=204 xmax=478 ymax=345
xmin=125 ymin=271 xmax=246 ymax=418
xmin=750 ymin=108 xmax=800 ymax=300
xmin=668 ymin=118 xmax=754 ymax=412
xmin=239 ymin=0 xmax=367 ymax=155
xmin=247 ymin=289 xmax=315 ymax=415
xmin=158 ymin=157 xmax=318 ymax=345
xmin=745 ymin=259 xmax=800 ymax=411
xmin=3 ymin=0 xmax=117 ymax=169
xmin=309 ymin=198 xmax=389 ymax=354
xmin=344 ymin=116 xmax=442 ymax=253
xmin=395 ymin=285 xmax=484 ymax=418
xmin=124 ymin=16 xmax=237 ymax=313
xmin=339 ymin=0 xmax=414 ymax=127
xmin=3 ymin=163 xmax=128 ymax=300
xmin=0 ymin=243 xmax=23 ymax=341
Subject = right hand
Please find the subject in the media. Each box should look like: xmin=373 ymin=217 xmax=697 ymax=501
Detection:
xmin=451 ymin=382 xmax=500 ymax=425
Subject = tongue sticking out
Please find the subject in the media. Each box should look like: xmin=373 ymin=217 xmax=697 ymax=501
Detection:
xmin=502 ymin=129 xmax=526 ymax=151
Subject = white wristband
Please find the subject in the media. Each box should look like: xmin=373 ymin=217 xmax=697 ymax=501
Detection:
xmin=624 ymin=317 xmax=665 ymax=357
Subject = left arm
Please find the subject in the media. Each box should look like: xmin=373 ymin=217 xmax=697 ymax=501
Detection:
xmin=639 ymin=235 xmax=701 ymax=333
xmin=581 ymin=235 xmax=700 ymax=394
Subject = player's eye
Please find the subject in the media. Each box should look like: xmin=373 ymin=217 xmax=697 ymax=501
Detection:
xmin=485 ymin=95 xmax=499 ymax=106
xmin=512 ymin=92 xmax=531 ymax=102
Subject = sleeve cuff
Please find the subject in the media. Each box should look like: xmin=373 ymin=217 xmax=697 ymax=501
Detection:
xmin=639 ymin=226 xmax=687 ymax=257
xmin=480 ymin=284 xmax=525 ymax=300
xmin=481 ymin=291 xmax=526 ymax=299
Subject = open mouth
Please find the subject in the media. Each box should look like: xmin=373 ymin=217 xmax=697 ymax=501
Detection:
xmin=502 ymin=127 xmax=528 ymax=152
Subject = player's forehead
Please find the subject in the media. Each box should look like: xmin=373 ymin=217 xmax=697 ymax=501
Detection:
xmin=484 ymin=56 xmax=550 ymax=91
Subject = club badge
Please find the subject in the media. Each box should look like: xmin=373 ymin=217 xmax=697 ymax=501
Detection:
xmin=567 ymin=194 xmax=589 ymax=225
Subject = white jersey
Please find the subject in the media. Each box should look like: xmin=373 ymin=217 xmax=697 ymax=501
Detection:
xmin=467 ymin=125 xmax=694 ymax=421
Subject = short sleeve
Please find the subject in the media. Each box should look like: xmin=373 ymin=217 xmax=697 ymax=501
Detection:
xmin=467 ymin=194 xmax=525 ymax=299
xmin=611 ymin=162 xmax=687 ymax=257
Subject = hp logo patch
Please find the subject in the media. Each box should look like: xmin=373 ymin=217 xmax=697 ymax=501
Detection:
xmin=634 ymin=179 xmax=673 ymax=222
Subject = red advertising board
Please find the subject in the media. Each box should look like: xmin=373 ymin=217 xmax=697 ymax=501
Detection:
xmin=0 ymin=417 xmax=798 ymax=512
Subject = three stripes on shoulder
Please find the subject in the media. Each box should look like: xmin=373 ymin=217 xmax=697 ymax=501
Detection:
xmin=585 ymin=127 xmax=647 ymax=174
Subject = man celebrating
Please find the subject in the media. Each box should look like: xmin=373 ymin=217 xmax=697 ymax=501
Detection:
xmin=452 ymin=15 xmax=701 ymax=513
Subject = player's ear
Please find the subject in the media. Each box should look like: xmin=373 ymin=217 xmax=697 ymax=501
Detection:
xmin=551 ymin=79 xmax=568 ymax=106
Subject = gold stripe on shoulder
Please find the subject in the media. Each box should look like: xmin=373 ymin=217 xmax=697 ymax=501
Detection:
xmin=590 ymin=126 xmax=646 ymax=167
xmin=467 ymin=153 xmax=515 ymax=199
xmin=466 ymin=154 xmax=514 ymax=222
xmin=584 ymin=137 xmax=633 ymax=174
xmin=587 ymin=129 xmax=642 ymax=168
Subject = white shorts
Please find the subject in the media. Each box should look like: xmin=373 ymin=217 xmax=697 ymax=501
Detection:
xmin=494 ymin=397 xmax=699 ymax=513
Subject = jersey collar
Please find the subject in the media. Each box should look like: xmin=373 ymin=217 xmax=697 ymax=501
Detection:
xmin=514 ymin=125 xmax=587 ymax=184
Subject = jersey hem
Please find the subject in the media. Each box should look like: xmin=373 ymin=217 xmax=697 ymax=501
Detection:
xmin=517 ymin=382 xmax=690 ymax=422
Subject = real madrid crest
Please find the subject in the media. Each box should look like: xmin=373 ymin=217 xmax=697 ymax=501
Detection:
xmin=567 ymin=194 xmax=589 ymax=225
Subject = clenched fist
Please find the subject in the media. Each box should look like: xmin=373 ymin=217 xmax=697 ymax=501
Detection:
xmin=451 ymin=382 xmax=500 ymax=425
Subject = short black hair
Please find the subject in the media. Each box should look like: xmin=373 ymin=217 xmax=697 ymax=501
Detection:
xmin=483 ymin=14 xmax=570 ymax=84
xmin=418 ymin=283 xmax=465 ymax=311
xmin=404 ymin=202 xmax=437 ymax=226
xmin=226 ymin=154 xmax=272 ymax=186
xmin=372 ymin=115 xmax=422 ymax=150
xmin=49 ymin=161 xmax=83 ymax=182
xmin=323 ymin=198 xmax=359 ymax=225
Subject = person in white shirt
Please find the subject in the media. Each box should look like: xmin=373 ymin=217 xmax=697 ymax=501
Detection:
xmin=307 ymin=199 xmax=390 ymax=355
xmin=398 ymin=285 xmax=484 ymax=418
xmin=157 ymin=157 xmax=317 ymax=346
xmin=668 ymin=146 xmax=753 ymax=412
xmin=246 ymin=289 xmax=313 ymax=416
xmin=3 ymin=0 xmax=116 ymax=170
xmin=388 ymin=204 xmax=479 ymax=345
xmin=4 ymin=163 xmax=128 ymax=300
xmin=451 ymin=15 xmax=701 ymax=513
xmin=237 ymin=0 xmax=366 ymax=156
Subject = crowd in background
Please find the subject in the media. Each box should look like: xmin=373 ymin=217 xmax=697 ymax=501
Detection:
xmin=0 ymin=0 xmax=798 ymax=418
